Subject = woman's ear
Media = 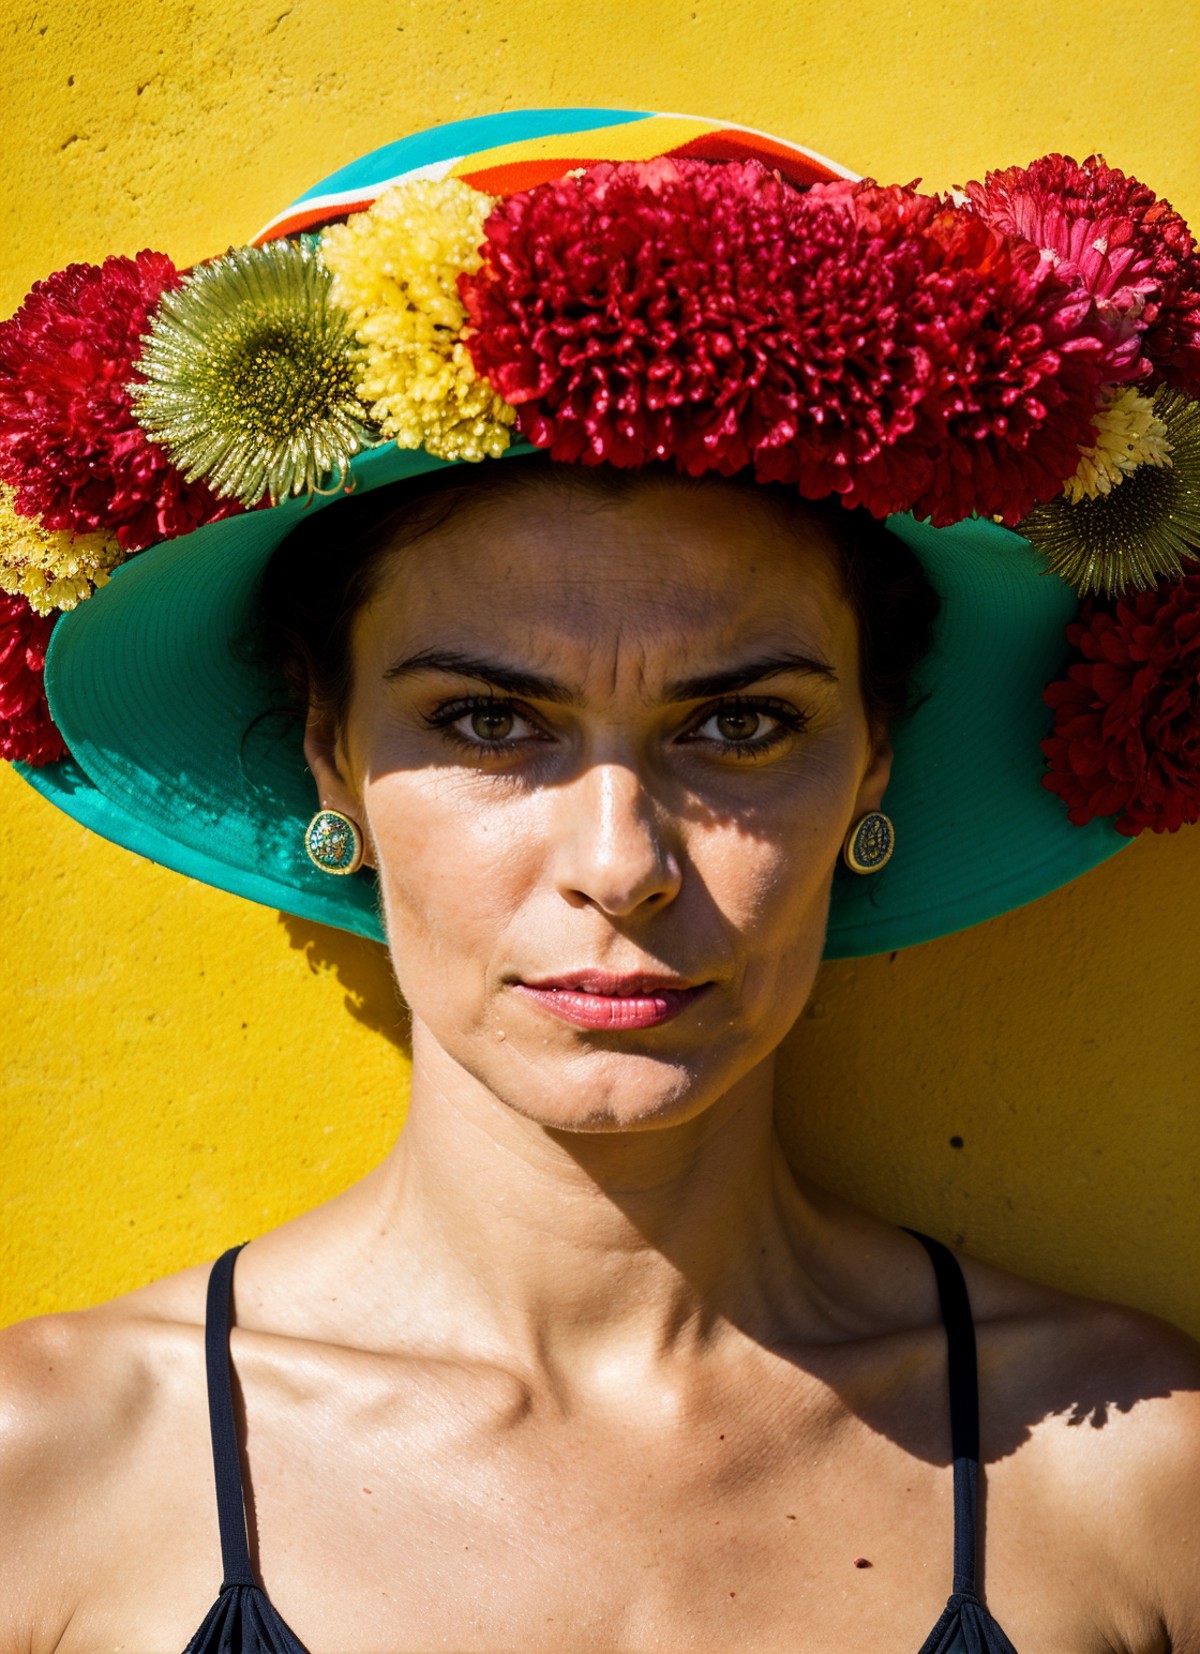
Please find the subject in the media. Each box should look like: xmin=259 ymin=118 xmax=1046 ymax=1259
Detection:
xmin=853 ymin=730 xmax=894 ymax=819
xmin=302 ymin=708 xmax=376 ymax=871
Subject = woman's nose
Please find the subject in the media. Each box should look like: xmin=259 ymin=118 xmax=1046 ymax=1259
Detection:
xmin=550 ymin=762 xmax=683 ymax=917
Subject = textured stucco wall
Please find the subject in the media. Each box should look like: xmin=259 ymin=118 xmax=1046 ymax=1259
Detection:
xmin=3 ymin=0 xmax=1199 ymax=1333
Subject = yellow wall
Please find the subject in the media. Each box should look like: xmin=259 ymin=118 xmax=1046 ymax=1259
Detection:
xmin=3 ymin=0 xmax=1199 ymax=1334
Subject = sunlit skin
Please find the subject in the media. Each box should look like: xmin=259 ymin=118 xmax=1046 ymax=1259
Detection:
xmin=311 ymin=475 xmax=891 ymax=1143
xmin=2 ymin=471 xmax=1200 ymax=1654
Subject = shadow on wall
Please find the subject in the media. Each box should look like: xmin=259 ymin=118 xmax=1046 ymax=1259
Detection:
xmin=278 ymin=912 xmax=412 ymax=1055
xmin=773 ymin=831 xmax=1200 ymax=1338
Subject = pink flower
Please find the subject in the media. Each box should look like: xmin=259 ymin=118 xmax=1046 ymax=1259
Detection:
xmin=0 ymin=253 xmax=238 ymax=552
xmin=965 ymin=154 xmax=1200 ymax=395
xmin=1041 ymin=568 xmax=1200 ymax=834
xmin=862 ymin=200 xmax=1136 ymax=527
xmin=0 ymin=593 xmax=66 ymax=765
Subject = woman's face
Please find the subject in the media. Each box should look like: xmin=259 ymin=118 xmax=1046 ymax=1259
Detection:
xmin=310 ymin=474 xmax=891 ymax=1132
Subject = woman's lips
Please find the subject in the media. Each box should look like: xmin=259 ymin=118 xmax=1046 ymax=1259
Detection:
xmin=512 ymin=975 xmax=710 ymax=1030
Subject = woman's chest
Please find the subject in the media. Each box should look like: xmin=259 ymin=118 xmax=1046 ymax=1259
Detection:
xmin=67 ymin=1385 xmax=1122 ymax=1654
xmin=255 ymin=1420 xmax=954 ymax=1649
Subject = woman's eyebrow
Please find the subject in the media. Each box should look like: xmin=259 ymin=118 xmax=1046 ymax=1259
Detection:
xmin=384 ymin=647 xmax=837 ymax=703
xmin=665 ymin=653 xmax=838 ymax=701
xmin=384 ymin=648 xmax=572 ymax=702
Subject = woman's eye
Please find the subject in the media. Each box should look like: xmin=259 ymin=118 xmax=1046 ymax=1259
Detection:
xmin=691 ymin=702 xmax=797 ymax=750
xmin=465 ymin=706 xmax=518 ymax=742
xmin=431 ymin=698 xmax=542 ymax=748
xmin=708 ymin=708 xmax=770 ymax=743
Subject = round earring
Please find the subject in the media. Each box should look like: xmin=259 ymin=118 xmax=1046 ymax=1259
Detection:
xmin=842 ymin=811 xmax=895 ymax=875
xmin=304 ymin=809 xmax=365 ymax=875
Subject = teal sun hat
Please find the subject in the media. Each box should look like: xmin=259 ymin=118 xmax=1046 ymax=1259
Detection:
xmin=14 ymin=105 xmax=1173 ymax=960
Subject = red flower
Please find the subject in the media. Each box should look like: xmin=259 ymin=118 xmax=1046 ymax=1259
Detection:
xmin=965 ymin=154 xmax=1200 ymax=395
xmin=1041 ymin=568 xmax=1200 ymax=834
xmin=0 ymin=253 xmax=237 ymax=552
xmin=462 ymin=160 xmax=1131 ymax=525
xmin=463 ymin=157 xmax=927 ymax=482
xmin=0 ymin=593 xmax=66 ymax=765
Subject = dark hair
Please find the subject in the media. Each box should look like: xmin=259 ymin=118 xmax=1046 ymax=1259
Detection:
xmin=249 ymin=457 xmax=940 ymax=740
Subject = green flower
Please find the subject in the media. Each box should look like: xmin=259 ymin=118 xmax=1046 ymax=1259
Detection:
xmin=131 ymin=240 xmax=376 ymax=507
xmin=1020 ymin=387 xmax=1200 ymax=595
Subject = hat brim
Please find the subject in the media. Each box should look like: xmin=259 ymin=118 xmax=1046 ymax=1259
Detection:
xmin=20 ymin=434 xmax=1129 ymax=960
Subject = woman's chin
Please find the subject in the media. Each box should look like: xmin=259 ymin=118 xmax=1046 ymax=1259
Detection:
xmin=406 ymin=980 xmax=790 ymax=1136
xmin=477 ymin=1041 xmax=766 ymax=1137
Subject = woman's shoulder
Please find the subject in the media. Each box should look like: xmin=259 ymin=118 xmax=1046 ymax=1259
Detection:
xmin=0 ymin=1261 xmax=216 ymax=1650
xmin=958 ymin=1242 xmax=1200 ymax=1412
xmin=0 ymin=1258 xmax=213 ymax=1436
xmin=954 ymin=1245 xmax=1200 ymax=1628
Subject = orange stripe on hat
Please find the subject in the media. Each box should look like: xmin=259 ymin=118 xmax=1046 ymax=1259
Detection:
xmin=666 ymin=130 xmax=844 ymax=187
xmin=457 ymin=132 xmax=847 ymax=198
xmin=456 ymin=156 xmax=609 ymax=196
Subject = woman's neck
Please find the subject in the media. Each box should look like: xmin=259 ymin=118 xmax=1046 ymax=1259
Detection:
xmin=328 ymin=1023 xmax=866 ymax=1399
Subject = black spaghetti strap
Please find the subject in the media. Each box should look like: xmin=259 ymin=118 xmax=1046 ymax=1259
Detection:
xmin=903 ymin=1228 xmax=980 ymax=1598
xmin=203 ymin=1244 xmax=256 ymax=1590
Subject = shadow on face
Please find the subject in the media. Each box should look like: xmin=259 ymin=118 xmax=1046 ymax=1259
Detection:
xmin=294 ymin=466 xmax=893 ymax=1139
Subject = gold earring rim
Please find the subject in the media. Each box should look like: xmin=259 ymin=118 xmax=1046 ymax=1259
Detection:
xmin=842 ymin=810 xmax=895 ymax=875
xmin=304 ymin=808 xmax=365 ymax=876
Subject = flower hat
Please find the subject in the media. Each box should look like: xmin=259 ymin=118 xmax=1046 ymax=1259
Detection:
xmin=4 ymin=108 xmax=1199 ymax=958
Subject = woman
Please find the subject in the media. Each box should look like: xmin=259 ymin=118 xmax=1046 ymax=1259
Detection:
xmin=1 ymin=110 xmax=1199 ymax=1653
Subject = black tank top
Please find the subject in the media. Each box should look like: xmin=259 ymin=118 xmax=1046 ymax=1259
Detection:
xmin=182 ymin=1231 xmax=1018 ymax=1653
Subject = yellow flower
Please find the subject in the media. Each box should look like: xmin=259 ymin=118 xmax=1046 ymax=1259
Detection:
xmin=321 ymin=178 xmax=517 ymax=462
xmin=0 ymin=483 xmax=124 ymax=615
xmin=1063 ymin=386 xmax=1174 ymax=505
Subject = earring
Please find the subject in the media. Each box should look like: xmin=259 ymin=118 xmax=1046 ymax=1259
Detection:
xmin=842 ymin=811 xmax=895 ymax=874
xmin=304 ymin=808 xmax=365 ymax=875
